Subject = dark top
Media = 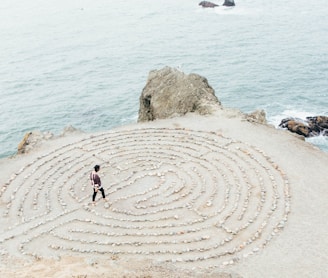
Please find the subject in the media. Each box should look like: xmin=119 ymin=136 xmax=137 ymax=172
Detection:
xmin=90 ymin=171 xmax=102 ymax=187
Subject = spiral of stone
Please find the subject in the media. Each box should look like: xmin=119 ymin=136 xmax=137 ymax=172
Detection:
xmin=0 ymin=127 xmax=290 ymax=269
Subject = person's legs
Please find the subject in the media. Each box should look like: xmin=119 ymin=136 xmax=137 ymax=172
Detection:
xmin=100 ymin=187 xmax=105 ymax=199
xmin=92 ymin=188 xmax=97 ymax=202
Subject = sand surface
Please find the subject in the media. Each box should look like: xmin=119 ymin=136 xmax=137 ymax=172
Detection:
xmin=0 ymin=108 xmax=327 ymax=277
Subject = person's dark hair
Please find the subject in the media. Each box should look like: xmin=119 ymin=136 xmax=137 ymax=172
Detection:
xmin=94 ymin=165 xmax=100 ymax=172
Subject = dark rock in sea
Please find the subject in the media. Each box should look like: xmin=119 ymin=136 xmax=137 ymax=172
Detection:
xmin=138 ymin=67 xmax=221 ymax=122
xmin=279 ymin=116 xmax=328 ymax=137
xmin=223 ymin=0 xmax=236 ymax=6
xmin=306 ymin=116 xmax=328 ymax=129
xmin=199 ymin=1 xmax=219 ymax=8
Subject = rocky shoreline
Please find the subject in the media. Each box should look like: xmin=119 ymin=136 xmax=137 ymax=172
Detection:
xmin=279 ymin=116 xmax=328 ymax=138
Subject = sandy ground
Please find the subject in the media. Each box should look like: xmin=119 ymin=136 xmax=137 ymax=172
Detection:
xmin=0 ymin=108 xmax=327 ymax=277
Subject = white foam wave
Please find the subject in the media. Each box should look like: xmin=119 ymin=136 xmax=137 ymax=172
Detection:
xmin=214 ymin=2 xmax=262 ymax=16
xmin=268 ymin=109 xmax=328 ymax=152
xmin=306 ymin=135 xmax=328 ymax=152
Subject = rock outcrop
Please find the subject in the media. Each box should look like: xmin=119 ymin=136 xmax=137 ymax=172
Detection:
xmin=279 ymin=116 xmax=328 ymax=137
xmin=17 ymin=132 xmax=33 ymax=154
xmin=17 ymin=125 xmax=83 ymax=154
xmin=17 ymin=131 xmax=54 ymax=154
xmin=138 ymin=67 xmax=221 ymax=122
xmin=245 ymin=109 xmax=267 ymax=125
xmin=223 ymin=0 xmax=235 ymax=7
xmin=199 ymin=1 xmax=219 ymax=8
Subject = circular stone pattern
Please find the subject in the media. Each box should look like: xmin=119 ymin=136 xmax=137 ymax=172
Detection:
xmin=0 ymin=128 xmax=291 ymax=269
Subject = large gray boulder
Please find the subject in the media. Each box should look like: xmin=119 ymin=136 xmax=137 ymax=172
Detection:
xmin=138 ymin=67 xmax=221 ymax=122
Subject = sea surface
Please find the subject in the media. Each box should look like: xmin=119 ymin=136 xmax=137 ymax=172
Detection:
xmin=1 ymin=0 xmax=327 ymax=158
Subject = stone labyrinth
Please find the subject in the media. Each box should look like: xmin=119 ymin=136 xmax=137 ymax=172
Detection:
xmin=0 ymin=128 xmax=291 ymax=269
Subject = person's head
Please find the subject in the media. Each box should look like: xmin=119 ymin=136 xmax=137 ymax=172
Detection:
xmin=94 ymin=165 xmax=100 ymax=172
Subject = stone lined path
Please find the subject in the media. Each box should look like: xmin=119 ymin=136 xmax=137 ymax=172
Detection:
xmin=0 ymin=127 xmax=290 ymax=269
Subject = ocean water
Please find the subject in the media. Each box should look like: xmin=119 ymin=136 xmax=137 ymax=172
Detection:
xmin=0 ymin=0 xmax=327 ymax=158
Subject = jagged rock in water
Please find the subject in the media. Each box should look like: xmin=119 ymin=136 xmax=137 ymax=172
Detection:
xmin=223 ymin=0 xmax=235 ymax=7
xmin=138 ymin=67 xmax=221 ymax=122
xmin=199 ymin=1 xmax=219 ymax=8
xmin=306 ymin=116 xmax=328 ymax=136
xmin=279 ymin=116 xmax=328 ymax=137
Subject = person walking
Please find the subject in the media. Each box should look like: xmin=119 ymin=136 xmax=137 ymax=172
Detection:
xmin=90 ymin=164 xmax=106 ymax=205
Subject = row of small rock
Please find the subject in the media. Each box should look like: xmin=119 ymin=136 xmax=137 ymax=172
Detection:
xmin=2 ymin=127 xmax=290 ymax=271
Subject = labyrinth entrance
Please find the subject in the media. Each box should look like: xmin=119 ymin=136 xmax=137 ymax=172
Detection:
xmin=0 ymin=128 xmax=290 ymax=269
